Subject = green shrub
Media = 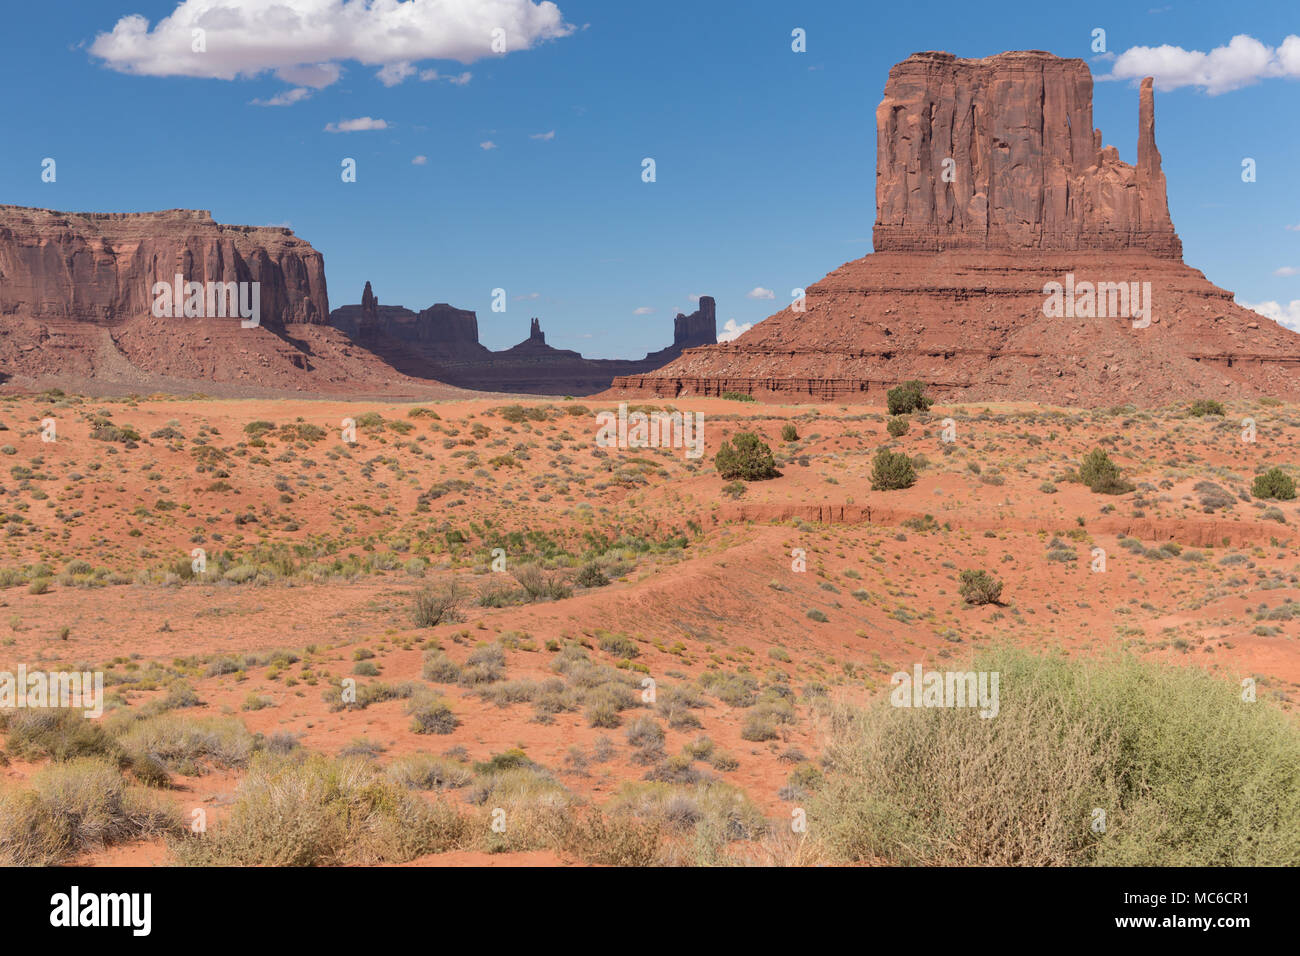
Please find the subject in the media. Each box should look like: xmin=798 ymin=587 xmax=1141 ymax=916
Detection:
xmin=1189 ymin=399 xmax=1225 ymax=417
xmin=1079 ymin=449 xmax=1134 ymax=495
xmin=714 ymin=432 xmax=778 ymax=481
xmin=741 ymin=714 xmax=779 ymax=742
xmin=886 ymin=381 xmax=932 ymax=415
xmin=575 ymin=563 xmax=609 ymax=588
xmin=1253 ymin=467 xmax=1296 ymax=501
xmin=407 ymin=696 xmax=459 ymax=735
xmin=781 ymin=423 xmax=799 ymax=442
xmin=598 ymin=632 xmax=639 ymax=658
xmin=958 ymin=569 xmax=1003 ymax=606
xmin=886 ymin=417 xmax=909 ymax=437
xmin=870 ymin=449 xmax=916 ymax=491
xmin=720 ymin=391 xmax=755 ymax=402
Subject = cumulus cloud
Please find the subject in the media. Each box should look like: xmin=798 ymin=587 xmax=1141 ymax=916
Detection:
xmin=530 ymin=130 xmax=556 ymax=140
xmin=717 ymin=319 xmax=753 ymax=342
xmin=746 ymin=287 xmax=775 ymax=300
xmin=324 ymin=116 xmax=387 ymax=133
xmin=1106 ymin=34 xmax=1300 ymax=94
xmin=479 ymin=140 xmax=498 ymax=150
xmin=1238 ymin=299 xmax=1300 ymax=332
xmin=251 ymin=86 xmax=312 ymax=106
xmin=1274 ymin=266 xmax=1298 ymax=277
xmin=411 ymin=155 xmax=428 ymax=165
xmin=90 ymin=0 xmax=573 ymax=93
xmin=633 ymin=307 xmax=654 ymax=315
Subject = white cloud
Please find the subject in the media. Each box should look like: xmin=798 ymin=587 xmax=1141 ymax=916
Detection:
xmin=633 ymin=307 xmax=654 ymax=315
xmin=420 ymin=68 xmax=472 ymax=85
xmin=324 ymin=116 xmax=388 ymax=133
xmin=1274 ymin=266 xmax=1298 ymax=277
xmin=513 ymin=292 xmax=540 ymax=301
xmin=746 ymin=287 xmax=775 ymax=300
xmin=1238 ymin=298 xmax=1300 ymax=331
xmin=1287 ymin=224 xmax=1300 ymax=232
xmin=1106 ymin=34 xmax=1300 ymax=94
xmin=717 ymin=319 xmax=753 ymax=342
xmin=376 ymin=61 xmax=416 ymax=87
xmin=479 ymin=140 xmax=498 ymax=150
xmin=687 ymin=294 xmax=701 ymax=302
xmin=90 ymin=0 xmax=573 ymax=92
xmin=251 ymin=86 xmax=312 ymax=106
xmin=530 ymin=130 xmax=556 ymax=140
xmin=411 ymin=155 xmax=428 ymax=165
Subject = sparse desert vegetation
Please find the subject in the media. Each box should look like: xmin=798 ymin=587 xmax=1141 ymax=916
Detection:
xmin=1 ymin=392 xmax=1298 ymax=867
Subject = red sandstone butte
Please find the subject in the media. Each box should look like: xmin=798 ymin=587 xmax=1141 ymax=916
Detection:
xmin=0 ymin=205 xmax=433 ymax=394
xmin=612 ymin=51 xmax=1300 ymax=407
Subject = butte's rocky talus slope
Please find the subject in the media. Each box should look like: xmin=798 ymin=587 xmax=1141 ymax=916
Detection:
xmin=0 ymin=206 xmax=423 ymax=395
xmin=613 ymin=51 xmax=1300 ymax=406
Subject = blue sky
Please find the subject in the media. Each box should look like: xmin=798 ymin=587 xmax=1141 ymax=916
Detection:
xmin=2 ymin=0 xmax=1298 ymax=355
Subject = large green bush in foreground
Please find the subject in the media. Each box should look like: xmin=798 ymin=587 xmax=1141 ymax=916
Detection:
xmin=813 ymin=647 xmax=1300 ymax=866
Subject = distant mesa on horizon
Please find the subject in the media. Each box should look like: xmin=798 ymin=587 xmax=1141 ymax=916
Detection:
xmin=0 ymin=201 xmax=717 ymax=396
xmin=326 ymin=285 xmax=718 ymax=395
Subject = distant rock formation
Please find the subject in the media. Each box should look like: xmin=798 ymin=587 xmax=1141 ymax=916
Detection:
xmin=0 ymin=205 xmax=431 ymax=395
xmin=0 ymin=205 xmax=328 ymax=327
xmin=674 ymin=296 xmax=717 ymax=347
xmin=328 ymin=288 xmax=718 ymax=395
xmin=358 ymin=281 xmax=380 ymax=343
xmin=612 ymin=51 xmax=1300 ymax=406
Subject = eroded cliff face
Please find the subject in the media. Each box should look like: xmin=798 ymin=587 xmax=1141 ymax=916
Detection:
xmin=0 ymin=205 xmax=329 ymax=327
xmin=872 ymin=52 xmax=1181 ymax=257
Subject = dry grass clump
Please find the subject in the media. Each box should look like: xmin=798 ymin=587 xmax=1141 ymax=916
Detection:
xmin=171 ymin=752 xmax=470 ymax=865
xmin=0 ymin=758 xmax=179 ymax=865
xmin=116 ymin=713 xmax=256 ymax=774
xmin=813 ymin=647 xmax=1300 ymax=866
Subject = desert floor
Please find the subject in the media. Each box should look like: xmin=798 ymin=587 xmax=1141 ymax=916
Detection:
xmin=2 ymin=390 xmax=1297 ymax=864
